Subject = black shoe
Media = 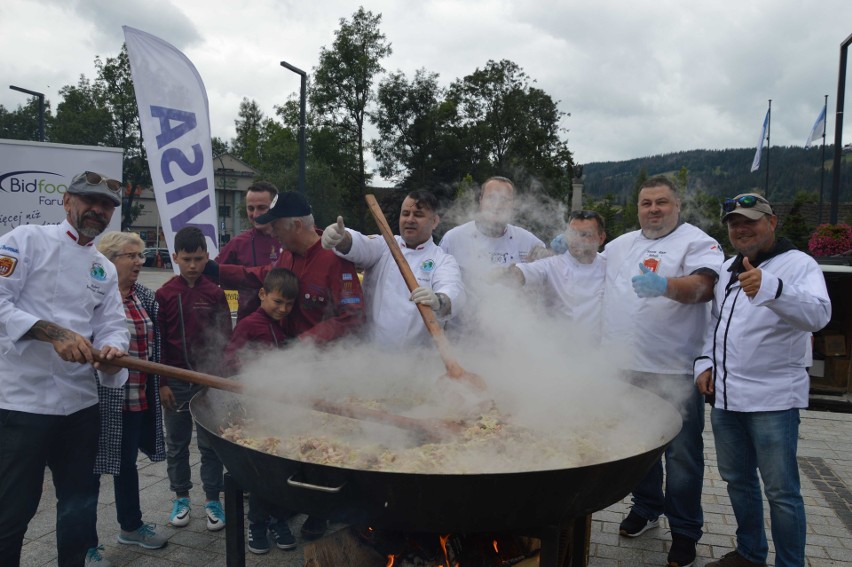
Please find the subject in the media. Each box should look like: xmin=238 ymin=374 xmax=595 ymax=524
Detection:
xmin=300 ymin=516 xmax=327 ymax=540
xmin=618 ymin=510 xmax=659 ymax=537
xmin=667 ymin=534 xmax=696 ymax=567
xmin=271 ymin=519 xmax=297 ymax=550
xmin=705 ymin=550 xmax=767 ymax=567
xmin=247 ymin=522 xmax=270 ymax=555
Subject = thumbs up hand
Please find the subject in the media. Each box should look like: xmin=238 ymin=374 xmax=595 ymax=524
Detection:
xmin=738 ymin=256 xmax=762 ymax=298
xmin=631 ymin=263 xmax=669 ymax=298
xmin=321 ymin=216 xmax=347 ymax=249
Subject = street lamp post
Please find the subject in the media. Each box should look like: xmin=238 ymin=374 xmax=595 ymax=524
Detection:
xmin=829 ymin=32 xmax=852 ymax=224
xmin=9 ymin=85 xmax=45 ymax=141
xmin=280 ymin=60 xmax=307 ymax=194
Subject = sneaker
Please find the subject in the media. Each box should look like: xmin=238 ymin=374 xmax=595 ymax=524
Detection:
xmin=118 ymin=523 xmax=168 ymax=549
xmin=270 ymin=519 xmax=297 ymax=550
xmin=205 ymin=500 xmax=226 ymax=531
xmin=85 ymin=546 xmax=113 ymax=567
xmin=300 ymin=515 xmax=327 ymax=540
xmin=169 ymin=497 xmax=191 ymax=527
xmin=706 ymin=550 xmax=768 ymax=567
xmin=618 ymin=510 xmax=659 ymax=537
xmin=667 ymin=534 xmax=696 ymax=567
xmin=247 ymin=522 xmax=270 ymax=555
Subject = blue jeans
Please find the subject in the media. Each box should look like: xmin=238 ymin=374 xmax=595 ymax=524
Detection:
xmin=711 ymin=408 xmax=805 ymax=567
xmin=0 ymin=405 xmax=101 ymax=567
xmin=627 ymin=372 xmax=704 ymax=542
xmin=162 ymin=403 xmax=223 ymax=499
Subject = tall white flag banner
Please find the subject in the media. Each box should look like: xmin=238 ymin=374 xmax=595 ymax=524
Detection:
xmin=805 ymin=106 xmax=826 ymax=148
xmin=123 ymin=26 xmax=219 ymax=266
xmin=750 ymin=109 xmax=769 ymax=173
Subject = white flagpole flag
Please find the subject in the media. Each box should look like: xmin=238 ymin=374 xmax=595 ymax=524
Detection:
xmin=750 ymin=109 xmax=769 ymax=172
xmin=805 ymin=106 xmax=826 ymax=148
xmin=123 ymin=26 xmax=219 ymax=266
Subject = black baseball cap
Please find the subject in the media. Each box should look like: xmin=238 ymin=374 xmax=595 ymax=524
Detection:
xmin=255 ymin=191 xmax=312 ymax=224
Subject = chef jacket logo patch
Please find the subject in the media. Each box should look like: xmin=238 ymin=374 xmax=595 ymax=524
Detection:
xmin=90 ymin=263 xmax=107 ymax=281
xmin=342 ymin=273 xmax=353 ymax=280
xmin=420 ymin=259 xmax=435 ymax=272
xmin=642 ymin=256 xmax=660 ymax=273
xmin=0 ymin=255 xmax=17 ymax=277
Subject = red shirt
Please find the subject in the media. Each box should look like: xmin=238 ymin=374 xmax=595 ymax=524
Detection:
xmin=219 ymin=239 xmax=364 ymax=344
xmin=215 ymin=228 xmax=280 ymax=321
xmin=223 ymin=307 xmax=291 ymax=374
xmin=155 ymin=275 xmax=232 ymax=390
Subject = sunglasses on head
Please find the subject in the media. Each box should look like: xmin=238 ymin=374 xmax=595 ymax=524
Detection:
xmin=83 ymin=171 xmax=122 ymax=195
xmin=721 ymin=195 xmax=768 ymax=213
xmin=568 ymin=210 xmax=601 ymax=221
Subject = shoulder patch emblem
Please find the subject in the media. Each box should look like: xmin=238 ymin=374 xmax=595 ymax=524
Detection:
xmin=421 ymin=259 xmax=435 ymax=272
xmin=90 ymin=262 xmax=107 ymax=281
xmin=0 ymin=255 xmax=17 ymax=277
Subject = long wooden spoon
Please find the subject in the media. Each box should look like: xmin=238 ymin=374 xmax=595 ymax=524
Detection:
xmin=364 ymin=193 xmax=486 ymax=391
xmin=94 ymin=353 xmax=462 ymax=442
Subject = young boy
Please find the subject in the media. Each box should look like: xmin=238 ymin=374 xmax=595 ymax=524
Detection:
xmin=223 ymin=268 xmax=299 ymax=554
xmin=155 ymin=226 xmax=232 ymax=532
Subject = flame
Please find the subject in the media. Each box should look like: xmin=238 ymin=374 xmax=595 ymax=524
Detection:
xmin=386 ymin=554 xmax=395 ymax=567
xmin=439 ymin=534 xmax=451 ymax=567
xmin=492 ymin=539 xmax=499 ymax=553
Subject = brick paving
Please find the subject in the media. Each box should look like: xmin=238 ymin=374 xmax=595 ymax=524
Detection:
xmin=17 ymin=268 xmax=852 ymax=566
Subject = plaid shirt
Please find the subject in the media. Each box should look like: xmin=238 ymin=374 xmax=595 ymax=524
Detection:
xmin=123 ymin=290 xmax=154 ymax=411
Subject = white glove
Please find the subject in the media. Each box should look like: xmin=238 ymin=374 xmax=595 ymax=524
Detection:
xmin=410 ymin=286 xmax=440 ymax=310
xmin=321 ymin=216 xmax=346 ymax=249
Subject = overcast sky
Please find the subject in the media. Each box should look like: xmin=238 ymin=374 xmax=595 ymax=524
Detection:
xmin=2 ymin=0 xmax=851 ymax=176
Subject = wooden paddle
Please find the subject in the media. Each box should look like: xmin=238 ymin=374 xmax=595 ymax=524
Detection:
xmin=364 ymin=193 xmax=486 ymax=391
xmin=94 ymin=352 xmax=462 ymax=442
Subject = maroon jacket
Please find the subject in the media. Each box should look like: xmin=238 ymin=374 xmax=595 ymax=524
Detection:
xmin=155 ymin=275 xmax=232 ymax=397
xmin=218 ymin=239 xmax=365 ymax=344
xmin=223 ymin=307 xmax=290 ymax=374
xmin=215 ymin=228 xmax=280 ymax=321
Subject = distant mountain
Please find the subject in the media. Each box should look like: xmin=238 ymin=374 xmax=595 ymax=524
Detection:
xmin=581 ymin=146 xmax=852 ymax=203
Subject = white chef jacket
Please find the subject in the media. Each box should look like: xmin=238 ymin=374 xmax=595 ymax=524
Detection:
xmin=0 ymin=220 xmax=129 ymax=415
xmin=694 ymin=247 xmax=831 ymax=412
xmin=337 ymin=231 xmax=464 ymax=349
xmin=601 ymin=222 xmax=724 ymax=375
xmin=517 ymin=252 xmax=606 ymax=343
xmin=439 ymin=221 xmax=544 ymax=282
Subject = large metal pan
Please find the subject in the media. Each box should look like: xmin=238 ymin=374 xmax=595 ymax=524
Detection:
xmin=191 ymin=384 xmax=681 ymax=534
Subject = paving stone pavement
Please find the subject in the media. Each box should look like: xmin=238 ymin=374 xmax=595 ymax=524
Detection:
xmin=17 ymin=269 xmax=852 ymax=566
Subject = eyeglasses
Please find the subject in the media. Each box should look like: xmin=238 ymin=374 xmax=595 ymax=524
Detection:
xmin=113 ymin=252 xmax=145 ymax=261
xmin=83 ymin=171 xmax=122 ymax=195
xmin=721 ymin=195 xmax=768 ymax=213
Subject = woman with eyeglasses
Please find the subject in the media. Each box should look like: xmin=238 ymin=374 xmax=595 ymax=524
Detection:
xmin=94 ymin=231 xmax=169 ymax=551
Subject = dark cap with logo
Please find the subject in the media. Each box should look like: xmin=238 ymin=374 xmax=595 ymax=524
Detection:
xmin=66 ymin=171 xmax=123 ymax=206
xmin=255 ymin=191 xmax=312 ymax=224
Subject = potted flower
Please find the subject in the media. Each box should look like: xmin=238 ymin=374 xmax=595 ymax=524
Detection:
xmin=808 ymin=223 xmax=852 ymax=257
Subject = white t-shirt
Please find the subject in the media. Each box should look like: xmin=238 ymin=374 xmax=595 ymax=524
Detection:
xmin=337 ymin=231 xmax=464 ymax=349
xmin=439 ymin=221 xmax=544 ymax=282
xmin=517 ymin=252 xmax=606 ymax=343
xmin=601 ymin=222 xmax=724 ymax=374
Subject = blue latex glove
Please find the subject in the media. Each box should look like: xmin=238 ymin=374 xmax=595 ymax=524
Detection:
xmin=631 ymin=263 xmax=668 ymax=298
xmin=550 ymin=233 xmax=568 ymax=254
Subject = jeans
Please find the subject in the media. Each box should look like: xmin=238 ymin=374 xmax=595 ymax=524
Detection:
xmin=0 ymin=405 xmax=101 ymax=567
xmin=114 ymin=410 xmax=144 ymax=532
xmin=162 ymin=404 xmax=224 ymax=499
xmin=711 ymin=407 xmax=805 ymax=567
xmin=626 ymin=372 xmax=705 ymax=542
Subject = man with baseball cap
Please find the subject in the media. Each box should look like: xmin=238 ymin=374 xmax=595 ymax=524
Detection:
xmin=0 ymin=170 xmax=129 ymax=566
xmin=695 ymin=193 xmax=830 ymax=567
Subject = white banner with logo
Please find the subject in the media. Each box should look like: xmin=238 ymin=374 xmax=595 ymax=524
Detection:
xmin=124 ymin=26 xmax=219 ymax=267
xmin=0 ymin=139 xmax=123 ymax=237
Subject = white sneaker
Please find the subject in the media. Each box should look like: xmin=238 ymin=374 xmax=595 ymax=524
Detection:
xmin=85 ymin=546 xmax=113 ymax=567
xmin=169 ymin=497 xmax=191 ymax=527
xmin=205 ymin=500 xmax=226 ymax=531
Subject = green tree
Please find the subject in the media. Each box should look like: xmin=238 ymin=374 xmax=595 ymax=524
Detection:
xmin=778 ymin=191 xmax=818 ymax=251
xmin=231 ymin=98 xmax=267 ymax=170
xmin=310 ymin=6 xmax=392 ymax=223
xmin=0 ymin=98 xmax=53 ymax=141
xmin=51 ymin=76 xmax=112 ymax=145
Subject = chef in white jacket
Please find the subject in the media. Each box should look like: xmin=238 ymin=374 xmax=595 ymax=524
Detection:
xmin=0 ymin=171 xmax=130 ymax=567
xmin=321 ymin=190 xmax=464 ymax=349
xmin=695 ymin=193 xmax=831 ymax=567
